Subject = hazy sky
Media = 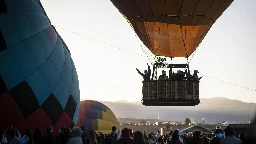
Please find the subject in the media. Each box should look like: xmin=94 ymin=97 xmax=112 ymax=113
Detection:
xmin=41 ymin=0 xmax=256 ymax=103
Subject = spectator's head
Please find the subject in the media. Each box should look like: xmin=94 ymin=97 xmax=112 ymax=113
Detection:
xmin=64 ymin=127 xmax=71 ymax=135
xmin=81 ymin=126 xmax=86 ymax=131
xmin=224 ymin=127 xmax=234 ymax=137
xmin=112 ymin=126 xmax=116 ymax=132
xmin=193 ymin=131 xmax=201 ymax=140
xmin=171 ymin=130 xmax=180 ymax=142
xmin=121 ymin=128 xmax=130 ymax=138
xmin=194 ymin=70 xmax=199 ymax=74
xmin=47 ymin=126 xmax=53 ymax=133
xmin=134 ymin=131 xmax=146 ymax=144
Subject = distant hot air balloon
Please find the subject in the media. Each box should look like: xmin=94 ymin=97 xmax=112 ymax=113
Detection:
xmin=0 ymin=0 xmax=80 ymax=134
xmin=110 ymin=0 xmax=234 ymax=106
xmin=76 ymin=100 xmax=119 ymax=134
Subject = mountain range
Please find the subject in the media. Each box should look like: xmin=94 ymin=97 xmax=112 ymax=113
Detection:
xmin=98 ymin=97 xmax=256 ymax=124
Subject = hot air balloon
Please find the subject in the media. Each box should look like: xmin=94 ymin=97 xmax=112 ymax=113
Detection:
xmin=110 ymin=0 xmax=234 ymax=106
xmin=0 ymin=0 xmax=80 ymax=134
xmin=76 ymin=100 xmax=119 ymax=134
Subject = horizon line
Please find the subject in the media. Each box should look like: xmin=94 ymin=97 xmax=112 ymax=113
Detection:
xmin=79 ymin=97 xmax=256 ymax=104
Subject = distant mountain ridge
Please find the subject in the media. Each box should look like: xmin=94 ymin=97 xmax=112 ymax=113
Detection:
xmin=98 ymin=97 xmax=256 ymax=124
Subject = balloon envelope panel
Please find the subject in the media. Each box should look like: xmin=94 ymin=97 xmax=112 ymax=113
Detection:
xmin=0 ymin=0 xmax=80 ymax=134
xmin=77 ymin=100 xmax=119 ymax=133
xmin=109 ymin=0 xmax=234 ymax=58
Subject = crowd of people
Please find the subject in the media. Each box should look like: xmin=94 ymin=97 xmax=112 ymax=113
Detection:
xmin=0 ymin=125 xmax=254 ymax=144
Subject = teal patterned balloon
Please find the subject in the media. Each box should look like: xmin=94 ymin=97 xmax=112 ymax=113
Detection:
xmin=0 ymin=0 xmax=80 ymax=134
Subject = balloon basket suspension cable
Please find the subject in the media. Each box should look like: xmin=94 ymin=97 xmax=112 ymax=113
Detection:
xmin=135 ymin=34 xmax=154 ymax=65
xmin=136 ymin=21 xmax=155 ymax=66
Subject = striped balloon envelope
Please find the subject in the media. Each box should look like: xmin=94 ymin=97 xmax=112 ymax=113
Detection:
xmin=76 ymin=100 xmax=119 ymax=134
xmin=0 ymin=0 xmax=80 ymax=134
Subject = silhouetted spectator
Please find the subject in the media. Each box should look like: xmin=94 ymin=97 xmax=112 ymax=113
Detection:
xmin=59 ymin=127 xmax=71 ymax=144
xmin=211 ymin=128 xmax=224 ymax=144
xmin=33 ymin=128 xmax=43 ymax=144
xmin=169 ymin=130 xmax=183 ymax=144
xmin=134 ymin=131 xmax=146 ymax=144
xmin=115 ymin=128 xmax=134 ymax=144
xmin=136 ymin=63 xmax=151 ymax=81
xmin=105 ymin=126 xmax=118 ymax=144
xmin=220 ymin=127 xmax=241 ymax=144
xmin=41 ymin=126 xmax=56 ymax=144
xmin=67 ymin=128 xmax=83 ymax=144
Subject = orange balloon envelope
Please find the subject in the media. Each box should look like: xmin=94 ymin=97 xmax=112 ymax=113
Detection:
xmin=110 ymin=0 xmax=234 ymax=58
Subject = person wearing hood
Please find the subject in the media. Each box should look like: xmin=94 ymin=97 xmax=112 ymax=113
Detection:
xmin=210 ymin=128 xmax=224 ymax=144
xmin=67 ymin=128 xmax=83 ymax=144
xmin=115 ymin=128 xmax=134 ymax=144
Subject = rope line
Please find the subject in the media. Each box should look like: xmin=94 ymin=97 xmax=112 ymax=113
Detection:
xmin=55 ymin=26 xmax=256 ymax=92
xmin=55 ymin=26 xmax=146 ymax=57
xmin=135 ymin=34 xmax=154 ymax=64
xmin=203 ymin=75 xmax=256 ymax=92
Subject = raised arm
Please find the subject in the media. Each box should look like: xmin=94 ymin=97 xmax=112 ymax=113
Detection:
xmin=147 ymin=64 xmax=151 ymax=73
xmin=136 ymin=68 xmax=144 ymax=76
